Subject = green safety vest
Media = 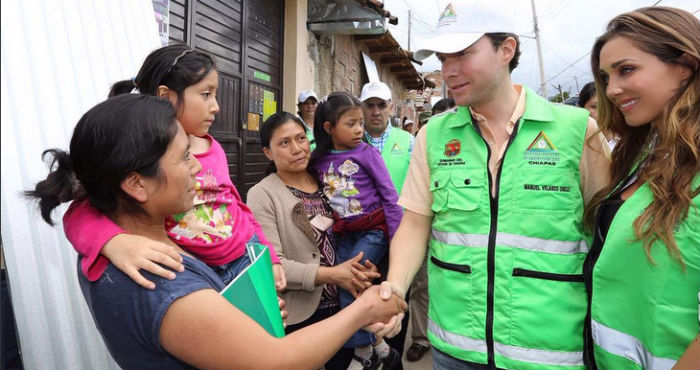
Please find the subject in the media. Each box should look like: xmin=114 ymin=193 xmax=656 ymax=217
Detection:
xmin=590 ymin=175 xmax=700 ymax=370
xmin=380 ymin=126 xmax=412 ymax=194
xmin=425 ymin=86 xmax=590 ymax=370
xmin=305 ymin=124 xmax=316 ymax=152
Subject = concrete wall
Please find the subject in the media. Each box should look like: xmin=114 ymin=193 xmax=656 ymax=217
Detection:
xmin=283 ymin=1 xmax=413 ymax=122
xmin=282 ymin=0 xmax=315 ymax=114
xmin=313 ymin=34 xmax=412 ymax=121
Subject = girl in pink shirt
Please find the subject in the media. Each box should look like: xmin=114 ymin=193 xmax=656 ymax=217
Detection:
xmin=63 ymin=44 xmax=285 ymax=289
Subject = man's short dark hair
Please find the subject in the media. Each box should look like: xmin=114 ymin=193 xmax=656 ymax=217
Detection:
xmin=485 ymin=33 xmax=521 ymax=72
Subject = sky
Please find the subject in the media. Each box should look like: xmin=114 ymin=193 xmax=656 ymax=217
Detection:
xmin=383 ymin=0 xmax=700 ymax=98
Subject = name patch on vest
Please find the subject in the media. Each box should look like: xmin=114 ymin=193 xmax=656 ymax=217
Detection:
xmin=523 ymin=183 xmax=571 ymax=192
xmin=437 ymin=158 xmax=466 ymax=167
xmin=523 ymin=131 xmax=560 ymax=166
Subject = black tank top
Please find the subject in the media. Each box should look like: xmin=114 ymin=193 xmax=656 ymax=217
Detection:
xmin=582 ymin=192 xmax=626 ymax=369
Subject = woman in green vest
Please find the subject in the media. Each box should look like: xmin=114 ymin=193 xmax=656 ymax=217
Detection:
xmin=584 ymin=7 xmax=699 ymax=370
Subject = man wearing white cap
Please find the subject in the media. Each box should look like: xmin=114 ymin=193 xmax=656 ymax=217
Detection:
xmin=401 ymin=119 xmax=414 ymax=135
xmin=297 ymin=89 xmax=318 ymax=151
xmin=378 ymin=2 xmax=611 ymax=370
xmin=359 ymin=81 xmax=415 ymax=194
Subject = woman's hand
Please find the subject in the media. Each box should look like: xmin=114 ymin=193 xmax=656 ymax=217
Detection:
xmin=331 ymin=251 xmax=381 ymax=297
xmin=354 ymin=285 xmax=407 ymax=328
xmin=363 ymin=281 xmax=406 ymax=338
xmin=273 ymin=263 xmax=287 ymax=292
xmin=278 ymin=296 xmax=288 ymax=329
xmin=350 ymin=258 xmax=380 ymax=292
xmin=101 ymin=234 xmax=184 ymax=289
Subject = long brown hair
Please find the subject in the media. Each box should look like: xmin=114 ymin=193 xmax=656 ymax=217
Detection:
xmin=585 ymin=7 xmax=700 ymax=264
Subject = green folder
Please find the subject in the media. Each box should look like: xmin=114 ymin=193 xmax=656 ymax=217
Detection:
xmin=219 ymin=243 xmax=285 ymax=337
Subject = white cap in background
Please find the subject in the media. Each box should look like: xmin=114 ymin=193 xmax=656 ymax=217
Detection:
xmin=297 ymin=89 xmax=318 ymax=103
xmin=359 ymin=81 xmax=392 ymax=102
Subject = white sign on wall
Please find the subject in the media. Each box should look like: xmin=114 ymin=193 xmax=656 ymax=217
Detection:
xmin=362 ymin=51 xmax=379 ymax=82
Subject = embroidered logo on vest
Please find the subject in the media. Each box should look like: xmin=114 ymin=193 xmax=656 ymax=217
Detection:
xmin=523 ymin=131 xmax=560 ymax=166
xmin=444 ymin=139 xmax=461 ymax=157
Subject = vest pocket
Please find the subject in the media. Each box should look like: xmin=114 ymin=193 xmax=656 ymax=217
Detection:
xmin=430 ymin=171 xmax=450 ymax=212
xmin=431 ymin=256 xmax=471 ymax=273
xmin=512 ymin=268 xmax=583 ymax=282
xmin=430 ymin=169 xmax=483 ymax=212
xmin=509 ymin=267 xmax=586 ymax=351
xmin=428 ymin=254 xmax=475 ymax=338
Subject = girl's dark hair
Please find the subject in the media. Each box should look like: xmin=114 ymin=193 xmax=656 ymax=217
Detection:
xmin=578 ymin=82 xmax=596 ymax=108
xmin=311 ymin=91 xmax=362 ymax=160
xmin=432 ymin=98 xmax=456 ymax=115
xmin=109 ymin=44 xmax=216 ymax=113
xmin=25 ymin=94 xmax=179 ymax=225
xmin=260 ymin=111 xmax=307 ymax=174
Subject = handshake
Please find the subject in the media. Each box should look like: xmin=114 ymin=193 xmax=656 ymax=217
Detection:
xmin=336 ymin=255 xmax=407 ymax=337
xmin=357 ymin=282 xmax=407 ymax=338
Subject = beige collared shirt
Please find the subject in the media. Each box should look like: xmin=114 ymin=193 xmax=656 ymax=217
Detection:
xmin=399 ymin=85 xmax=611 ymax=216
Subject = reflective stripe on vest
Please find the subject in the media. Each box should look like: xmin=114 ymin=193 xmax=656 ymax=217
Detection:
xmin=429 ymin=319 xmax=584 ymax=366
xmin=591 ymin=319 xmax=676 ymax=370
xmin=432 ymin=229 xmax=589 ymax=254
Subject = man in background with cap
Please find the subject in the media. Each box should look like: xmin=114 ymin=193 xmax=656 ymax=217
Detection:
xmin=416 ymin=111 xmax=432 ymax=132
xmin=360 ymin=81 xmax=415 ymax=195
xmin=377 ymin=2 xmax=610 ymax=370
xmin=401 ymin=119 xmax=414 ymax=135
xmin=297 ymin=89 xmax=318 ymax=151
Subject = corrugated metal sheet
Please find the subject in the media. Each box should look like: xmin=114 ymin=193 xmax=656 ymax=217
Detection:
xmin=1 ymin=0 xmax=162 ymax=368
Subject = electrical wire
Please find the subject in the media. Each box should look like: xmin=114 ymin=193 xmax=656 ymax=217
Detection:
xmin=542 ymin=0 xmax=675 ymax=89
xmin=544 ymin=51 xmax=591 ymax=85
xmin=410 ymin=13 xmax=436 ymax=30
xmin=543 ymin=0 xmax=572 ymax=23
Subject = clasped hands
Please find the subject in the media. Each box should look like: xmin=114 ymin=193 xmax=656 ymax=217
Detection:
xmin=362 ymin=281 xmax=406 ymax=338
xmin=332 ymin=253 xmax=406 ymax=336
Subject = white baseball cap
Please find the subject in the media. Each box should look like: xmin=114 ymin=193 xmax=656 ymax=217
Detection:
xmin=359 ymin=81 xmax=392 ymax=102
xmin=297 ymin=89 xmax=318 ymax=103
xmin=403 ymin=119 xmax=415 ymax=127
xmin=413 ymin=1 xmax=519 ymax=61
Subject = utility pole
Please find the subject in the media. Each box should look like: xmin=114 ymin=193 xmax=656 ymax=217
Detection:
xmin=552 ymin=84 xmax=563 ymax=101
xmin=408 ymin=9 xmax=412 ymax=50
xmin=531 ymin=0 xmax=547 ymax=98
xmin=574 ymin=76 xmax=580 ymax=93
